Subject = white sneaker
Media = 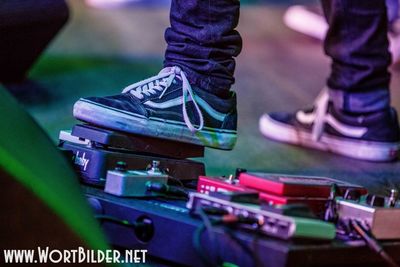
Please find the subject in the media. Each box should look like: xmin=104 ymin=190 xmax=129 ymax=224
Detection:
xmin=259 ymin=89 xmax=400 ymax=162
xmin=85 ymin=0 xmax=141 ymax=9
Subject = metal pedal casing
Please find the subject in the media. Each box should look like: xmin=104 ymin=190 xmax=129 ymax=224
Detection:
xmin=336 ymin=197 xmax=400 ymax=240
xmin=187 ymin=192 xmax=336 ymax=240
xmin=105 ymin=169 xmax=168 ymax=197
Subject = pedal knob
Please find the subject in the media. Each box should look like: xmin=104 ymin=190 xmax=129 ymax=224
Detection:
xmin=343 ymin=189 xmax=361 ymax=201
xmin=366 ymin=194 xmax=385 ymax=207
xmin=235 ymin=168 xmax=247 ymax=179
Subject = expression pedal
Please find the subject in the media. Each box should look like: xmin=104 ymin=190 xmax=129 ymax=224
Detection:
xmin=59 ymin=124 xmax=205 ymax=186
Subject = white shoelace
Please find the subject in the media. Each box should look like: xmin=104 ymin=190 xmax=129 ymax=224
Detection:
xmin=311 ymin=87 xmax=330 ymax=141
xmin=122 ymin=66 xmax=204 ymax=133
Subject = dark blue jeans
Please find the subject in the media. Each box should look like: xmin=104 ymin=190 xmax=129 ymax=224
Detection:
xmin=322 ymin=0 xmax=392 ymax=113
xmin=164 ymin=0 xmax=241 ymax=98
xmin=164 ymin=0 xmax=391 ymax=113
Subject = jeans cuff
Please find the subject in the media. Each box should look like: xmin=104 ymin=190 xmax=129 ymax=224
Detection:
xmin=328 ymin=88 xmax=390 ymax=113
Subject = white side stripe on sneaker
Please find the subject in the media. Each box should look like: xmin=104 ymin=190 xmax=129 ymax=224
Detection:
xmin=296 ymin=110 xmax=368 ymax=138
xmin=122 ymin=66 xmax=204 ymax=133
xmin=144 ymin=95 xmax=227 ymax=122
xmin=144 ymin=96 xmax=185 ymax=109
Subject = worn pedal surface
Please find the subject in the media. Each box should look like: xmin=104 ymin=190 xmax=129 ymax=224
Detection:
xmin=72 ymin=124 xmax=204 ymax=159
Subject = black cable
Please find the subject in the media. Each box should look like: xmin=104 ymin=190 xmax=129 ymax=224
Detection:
xmin=201 ymin=206 xmax=229 ymax=216
xmin=152 ymin=167 xmax=186 ymax=189
xmin=197 ymin=208 xmax=223 ymax=267
xmin=166 ymin=173 xmax=185 ymax=188
xmin=151 ymin=194 xmax=188 ymax=201
xmin=144 ymin=165 xmax=188 ymax=194
xmin=193 ymin=221 xmax=221 ymax=267
xmin=251 ymin=225 xmax=264 ymax=267
xmin=146 ymin=181 xmax=189 ymax=199
xmin=324 ymin=184 xmax=339 ymax=222
xmin=193 ymin=206 xmax=265 ymax=267
xmin=223 ymin=227 xmax=254 ymax=259
xmin=198 ymin=209 xmax=217 ymax=246
xmin=350 ymin=220 xmax=399 ymax=267
xmin=217 ymin=215 xmax=264 ymax=267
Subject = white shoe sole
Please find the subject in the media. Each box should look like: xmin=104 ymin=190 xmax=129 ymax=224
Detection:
xmin=73 ymin=99 xmax=237 ymax=150
xmin=283 ymin=5 xmax=328 ymax=40
xmin=85 ymin=0 xmax=141 ymax=9
xmin=259 ymin=114 xmax=400 ymax=162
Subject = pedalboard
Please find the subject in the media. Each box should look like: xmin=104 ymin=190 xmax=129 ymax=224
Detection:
xmin=86 ymin=186 xmax=400 ymax=267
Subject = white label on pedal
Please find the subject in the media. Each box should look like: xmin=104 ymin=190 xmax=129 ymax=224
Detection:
xmin=74 ymin=151 xmax=90 ymax=171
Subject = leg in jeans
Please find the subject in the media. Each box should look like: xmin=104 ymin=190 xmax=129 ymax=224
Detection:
xmin=73 ymin=0 xmax=242 ymax=150
xmin=260 ymin=0 xmax=400 ymax=161
xmin=321 ymin=0 xmax=392 ymax=113
xmin=164 ymin=0 xmax=242 ymax=98
xmin=386 ymin=0 xmax=399 ymax=24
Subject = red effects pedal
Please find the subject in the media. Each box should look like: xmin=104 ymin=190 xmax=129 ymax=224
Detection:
xmin=197 ymin=174 xmax=367 ymax=214
xmin=197 ymin=176 xmax=327 ymax=212
xmin=238 ymin=172 xmax=367 ymax=198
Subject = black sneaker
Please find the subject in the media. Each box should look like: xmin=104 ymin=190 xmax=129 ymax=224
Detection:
xmin=259 ymin=89 xmax=400 ymax=161
xmin=73 ymin=66 xmax=237 ymax=150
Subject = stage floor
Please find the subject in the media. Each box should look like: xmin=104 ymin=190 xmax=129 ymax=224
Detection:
xmin=10 ymin=1 xmax=400 ymax=194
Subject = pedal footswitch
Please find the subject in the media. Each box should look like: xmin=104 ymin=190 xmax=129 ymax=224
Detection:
xmin=104 ymin=160 xmax=169 ymax=197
